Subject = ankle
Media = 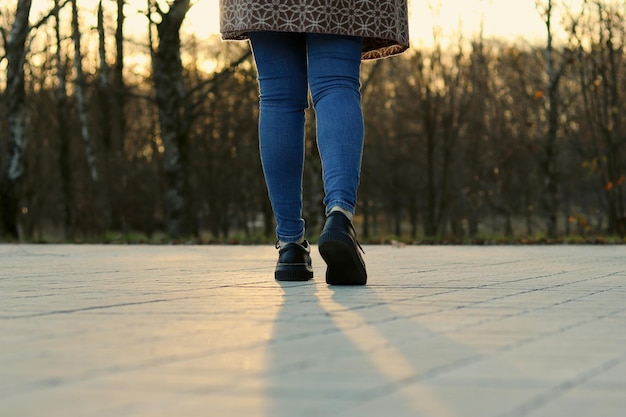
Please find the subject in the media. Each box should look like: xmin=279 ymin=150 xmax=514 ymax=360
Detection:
xmin=329 ymin=206 xmax=354 ymax=222
xmin=278 ymin=237 xmax=306 ymax=248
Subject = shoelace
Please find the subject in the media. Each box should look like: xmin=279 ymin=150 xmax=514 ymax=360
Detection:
xmin=355 ymin=238 xmax=365 ymax=254
xmin=346 ymin=221 xmax=365 ymax=254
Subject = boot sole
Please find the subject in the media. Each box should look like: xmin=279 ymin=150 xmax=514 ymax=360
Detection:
xmin=275 ymin=265 xmax=313 ymax=281
xmin=318 ymin=231 xmax=367 ymax=286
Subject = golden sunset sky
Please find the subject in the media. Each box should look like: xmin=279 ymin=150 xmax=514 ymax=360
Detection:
xmin=184 ymin=0 xmax=559 ymax=45
xmin=28 ymin=0 xmax=571 ymax=47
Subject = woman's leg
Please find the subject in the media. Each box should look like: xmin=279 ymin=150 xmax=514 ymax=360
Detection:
xmin=307 ymin=34 xmax=367 ymax=285
xmin=306 ymin=33 xmax=364 ymax=217
xmin=249 ymin=32 xmax=308 ymax=244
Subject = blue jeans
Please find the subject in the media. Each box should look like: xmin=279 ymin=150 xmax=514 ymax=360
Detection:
xmin=249 ymin=32 xmax=364 ymax=243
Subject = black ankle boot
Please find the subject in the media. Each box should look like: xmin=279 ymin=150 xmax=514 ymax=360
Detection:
xmin=318 ymin=212 xmax=367 ymax=285
xmin=275 ymin=240 xmax=314 ymax=281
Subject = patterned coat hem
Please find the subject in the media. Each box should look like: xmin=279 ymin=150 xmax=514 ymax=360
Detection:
xmin=221 ymin=29 xmax=408 ymax=60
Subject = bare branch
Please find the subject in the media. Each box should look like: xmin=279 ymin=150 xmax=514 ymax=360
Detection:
xmin=30 ymin=0 xmax=70 ymax=30
xmin=185 ymin=50 xmax=252 ymax=122
xmin=187 ymin=49 xmax=251 ymax=97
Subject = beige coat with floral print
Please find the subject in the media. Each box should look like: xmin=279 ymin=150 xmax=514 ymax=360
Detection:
xmin=219 ymin=0 xmax=409 ymax=60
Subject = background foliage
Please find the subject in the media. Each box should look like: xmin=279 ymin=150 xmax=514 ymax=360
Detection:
xmin=1 ymin=0 xmax=625 ymax=243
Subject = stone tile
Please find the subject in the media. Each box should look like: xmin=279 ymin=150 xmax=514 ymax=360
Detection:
xmin=1 ymin=244 xmax=625 ymax=417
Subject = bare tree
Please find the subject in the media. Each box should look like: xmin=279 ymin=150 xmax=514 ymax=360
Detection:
xmin=97 ymin=0 xmax=126 ymax=151
xmin=114 ymin=0 xmax=126 ymax=150
xmin=71 ymin=0 xmax=99 ymax=182
xmin=149 ymin=0 xmax=193 ymax=238
xmin=571 ymin=0 xmax=626 ymax=236
xmin=0 ymin=0 xmax=31 ymax=238
xmin=407 ymin=43 xmax=472 ymax=237
xmin=536 ymin=0 xmax=573 ymax=237
xmin=55 ymin=0 xmax=74 ymax=239
xmin=97 ymin=0 xmax=112 ymax=149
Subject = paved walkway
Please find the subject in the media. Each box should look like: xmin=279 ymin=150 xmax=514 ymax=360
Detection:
xmin=1 ymin=244 xmax=625 ymax=417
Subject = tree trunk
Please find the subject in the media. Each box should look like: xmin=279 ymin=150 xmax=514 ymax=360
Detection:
xmin=97 ymin=0 xmax=127 ymax=232
xmin=150 ymin=0 xmax=194 ymax=238
xmin=541 ymin=0 xmax=564 ymax=238
xmin=55 ymin=0 xmax=74 ymax=240
xmin=114 ymin=0 xmax=126 ymax=153
xmin=96 ymin=0 xmax=112 ymax=229
xmin=97 ymin=0 xmax=112 ymax=150
xmin=544 ymin=62 xmax=559 ymax=237
xmin=71 ymin=0 xmax=99 ymax=182
xmin=424 ymin=115 xmax=438 ymax=237
xmin=1 ymin=0 xmax=32 ymax=239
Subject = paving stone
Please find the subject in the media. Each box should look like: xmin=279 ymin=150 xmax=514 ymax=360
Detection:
xmin=1 ymin=244 xmax=625 ymax=416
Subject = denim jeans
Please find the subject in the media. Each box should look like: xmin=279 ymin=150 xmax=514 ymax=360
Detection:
xmin=249 ymin=32 xmax=364 ymax=243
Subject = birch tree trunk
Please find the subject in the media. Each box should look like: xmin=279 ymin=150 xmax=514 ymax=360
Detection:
xmin=71 ymin=0 xmax=99 ymax=182
xmin=150 ymin=0 xmax=194 ymax=238
xmin=1 ymin=0 xmax=31 ymax=239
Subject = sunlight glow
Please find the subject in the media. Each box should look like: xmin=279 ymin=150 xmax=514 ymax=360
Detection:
xmin=316 ymin=288 xmax=456 ymax=416
xmin=27 ymin=0 xmax=553 ymax=46
xmin=192 ymin=0 xmax=551 ymax=46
